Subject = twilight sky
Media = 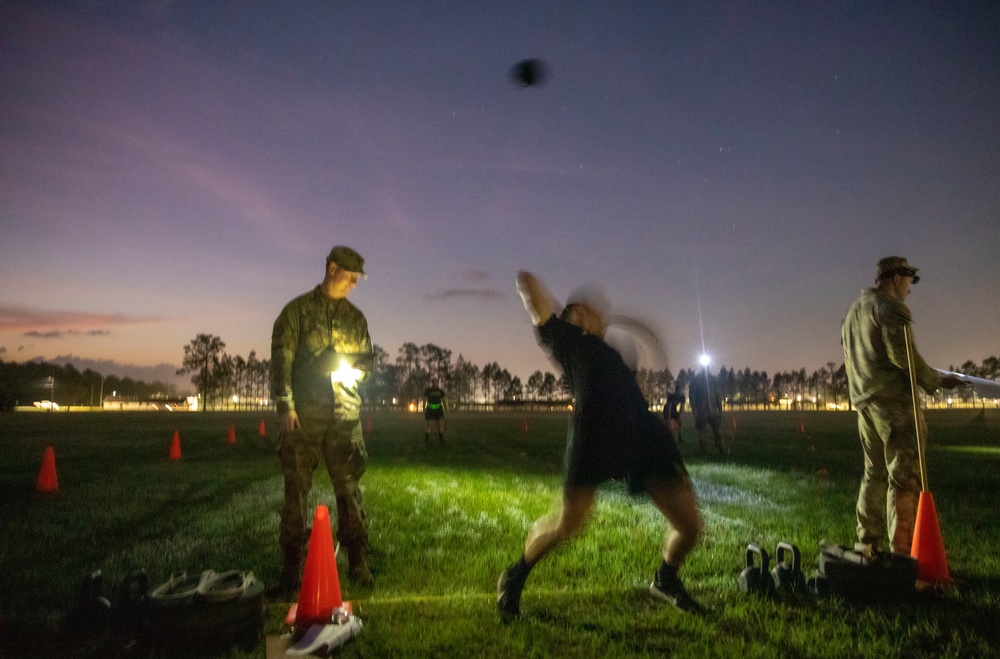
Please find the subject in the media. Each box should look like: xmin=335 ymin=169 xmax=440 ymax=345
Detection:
xmin=2 ymin=1 xmax=998 ymax=390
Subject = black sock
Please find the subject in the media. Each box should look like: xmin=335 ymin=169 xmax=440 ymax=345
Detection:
xmin=656 ymin=561 xmax=678 ymax=584
xmin=509 ymin=555 xmax=533 ymax=582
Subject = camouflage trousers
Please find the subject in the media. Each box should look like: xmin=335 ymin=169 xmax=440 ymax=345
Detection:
xmin=278 ymin=409 xmax=368 ymax=569
xmin=855 ymin=399 xmax=926 ymax=555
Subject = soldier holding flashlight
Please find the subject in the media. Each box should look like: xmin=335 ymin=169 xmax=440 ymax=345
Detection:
xmin=271 ymin=245 xmax=374 ymax=593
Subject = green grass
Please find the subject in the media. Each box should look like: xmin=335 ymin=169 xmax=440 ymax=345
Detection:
xmin=1 ymin=409 xmax=999 ymax=657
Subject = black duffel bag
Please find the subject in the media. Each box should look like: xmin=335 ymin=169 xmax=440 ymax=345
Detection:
xmin=812 ymin=542 xmax=918 ymax=602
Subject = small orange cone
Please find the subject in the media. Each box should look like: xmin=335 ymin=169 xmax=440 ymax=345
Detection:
xmin=227 ymin=423 xmax=236 ymax=445
xmin=522 ymin=418 xmax=529 ymax=434
xmin=365 ymin=417 xmax=373 ymax=435
xmin=295 ymin=505 xmax=343 ymax=629
xmin=910 ymin=491 xmax=950 ymax=584
xmin=259 ymin=419 xmax=267 ymax=437
xmin=169 ymin=431 xmax=182 ymax=460
xmin=36 ymin=446 xmax=59 ymax=493
xmin=797 ymin=417 xmax=805 ymax=435
xmin=731 ymin=417 xmax=737 ymax=432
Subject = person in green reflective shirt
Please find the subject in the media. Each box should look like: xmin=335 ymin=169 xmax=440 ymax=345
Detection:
xmin=841 ymin=256 xmax=960 ymax=557
xmin=271 ymin=245 xmax=375 ymax=592
xmin=423 ymin=383 xmax=446 ymax=445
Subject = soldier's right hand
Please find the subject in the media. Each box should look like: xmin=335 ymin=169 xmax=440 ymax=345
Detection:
xmin=281 ymin=411 xmax=302 ymax=433
xmin=335 ymin=386 xmax=362 ymax=417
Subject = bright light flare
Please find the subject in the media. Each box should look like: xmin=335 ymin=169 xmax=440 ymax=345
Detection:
xmin=331 ymin=360 xmax=363 ymax=388
xmin=699 ymin=354 xmax=711 ymax=367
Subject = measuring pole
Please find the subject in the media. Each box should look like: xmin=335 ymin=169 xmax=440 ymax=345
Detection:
xmin=903 ymin=324 xmax=929 ymax=492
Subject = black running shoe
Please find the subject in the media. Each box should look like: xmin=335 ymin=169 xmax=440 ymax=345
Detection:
xmin=649 ymin=574 xmax=705 ymax=614
xmin=496 ymin=567 xmax=524 ymax=619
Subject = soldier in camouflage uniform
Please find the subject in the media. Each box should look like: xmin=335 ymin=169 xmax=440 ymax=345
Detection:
xmin=841 ymin=256 xmax=960 ymax=557
xmin=271 ymin=245 xmax=375 ymax=592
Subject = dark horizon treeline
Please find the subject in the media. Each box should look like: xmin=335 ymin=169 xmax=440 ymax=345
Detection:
xmin=0 ymin=359 xmax=182 ymax=411
xmin=3 ymin=336 xmax=997 ymax=412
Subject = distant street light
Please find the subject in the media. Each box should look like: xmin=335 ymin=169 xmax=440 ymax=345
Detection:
xmin=699 ymin=354 xmax=711 ymax=367
xmin=90 ymin=373 xmax=105 ymax=409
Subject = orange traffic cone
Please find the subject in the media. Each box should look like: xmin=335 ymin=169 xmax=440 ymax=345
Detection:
xmin=169 ymin=431 xmax=182 ymax=460
xmin=259 ymin=419 xmax=267 ymax=437
xmin=295 ymin=505 xmax=343 ymax=629
xmin=731 ymin=417 xmax=737 ymax=432
xmin=227 ymin=423 xmax=236 ymax=445
xmin=522 ymin=418 xmax=529 ymax=434
xmin=910 ymin=491 xmax=950 ymax=584
xmin=797 ymin=417 xmax=805 ymax=435
xmin=364 ymin=417 xmax=373 ymax=435
xmin=36 ymin=446 xmax=59 ymax=493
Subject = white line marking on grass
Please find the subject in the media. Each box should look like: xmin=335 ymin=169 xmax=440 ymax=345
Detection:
xmin=338 ymin=586 xmax=632 ymax=607
xmin=941 ymin=446 xmax=1000 ymax=455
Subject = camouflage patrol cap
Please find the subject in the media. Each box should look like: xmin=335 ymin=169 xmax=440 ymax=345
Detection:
xmin=326 ymin=245 xmax=366 ymax=276
xmin=876 ymin=256 xmax=919 ymax=284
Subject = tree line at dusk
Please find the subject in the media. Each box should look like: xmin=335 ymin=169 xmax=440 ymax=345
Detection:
xmin=0 ymin=359 xmax=182 ymax=411
xmin=2 ymin=334 xmax=996 ymax=412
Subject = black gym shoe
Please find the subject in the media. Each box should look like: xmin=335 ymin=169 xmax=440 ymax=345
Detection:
xmin=649 ymin=573 xmax=705 ymax=614
xmin=496 ymin=567 xmax=524 ymax=619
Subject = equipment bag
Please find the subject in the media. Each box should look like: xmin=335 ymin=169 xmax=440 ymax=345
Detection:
xmin=813 ymin=542 xmax=918 ymax=602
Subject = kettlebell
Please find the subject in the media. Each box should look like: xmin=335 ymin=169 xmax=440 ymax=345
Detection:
xmin=738 ymin=543 xmax=775 ymax=595
xmin=771 ymin=542 xmax=806 ymax=593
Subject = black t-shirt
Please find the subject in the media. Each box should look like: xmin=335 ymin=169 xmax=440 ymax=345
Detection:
xmin=424 ymin=387 xmax=445 ymax=409
xmin=536 ymin=315 xmax=685 ymax=492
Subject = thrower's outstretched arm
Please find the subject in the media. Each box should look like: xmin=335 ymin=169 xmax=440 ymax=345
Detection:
xmin=516 ymin=271 xmax=556 ymax=326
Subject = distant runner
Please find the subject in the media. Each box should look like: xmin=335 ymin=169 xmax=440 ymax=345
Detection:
xmin=663 ymin=387 xmax=685 ymax=444
xmin=423 ymin=383 xmax=446 ymax=445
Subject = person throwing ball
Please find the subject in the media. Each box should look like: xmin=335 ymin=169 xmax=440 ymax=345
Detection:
xmin=497 ymin=271 xmax=704 ymax=618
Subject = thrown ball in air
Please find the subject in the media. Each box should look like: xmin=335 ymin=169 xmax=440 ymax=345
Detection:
xmin=510 ymin=58 xmax=548 ymax=87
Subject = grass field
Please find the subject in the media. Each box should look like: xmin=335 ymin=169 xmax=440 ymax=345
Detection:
xmin=1 ymin=409 xmax=999 ymax=658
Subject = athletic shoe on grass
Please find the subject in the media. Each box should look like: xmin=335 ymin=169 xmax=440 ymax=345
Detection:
xmin=496 ymin=567 xmax=524 ymax=619
xmin=649 ymin=574 xmax=705 ymax=614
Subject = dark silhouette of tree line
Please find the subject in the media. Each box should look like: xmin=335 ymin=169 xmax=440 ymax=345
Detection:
xmin=3 ymin=335 xmax=995 ymax=413
xmin=177 ymin=334 xmax=270 ymax=411
xmin=0 ymin=359 xmax=181 ymax=411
